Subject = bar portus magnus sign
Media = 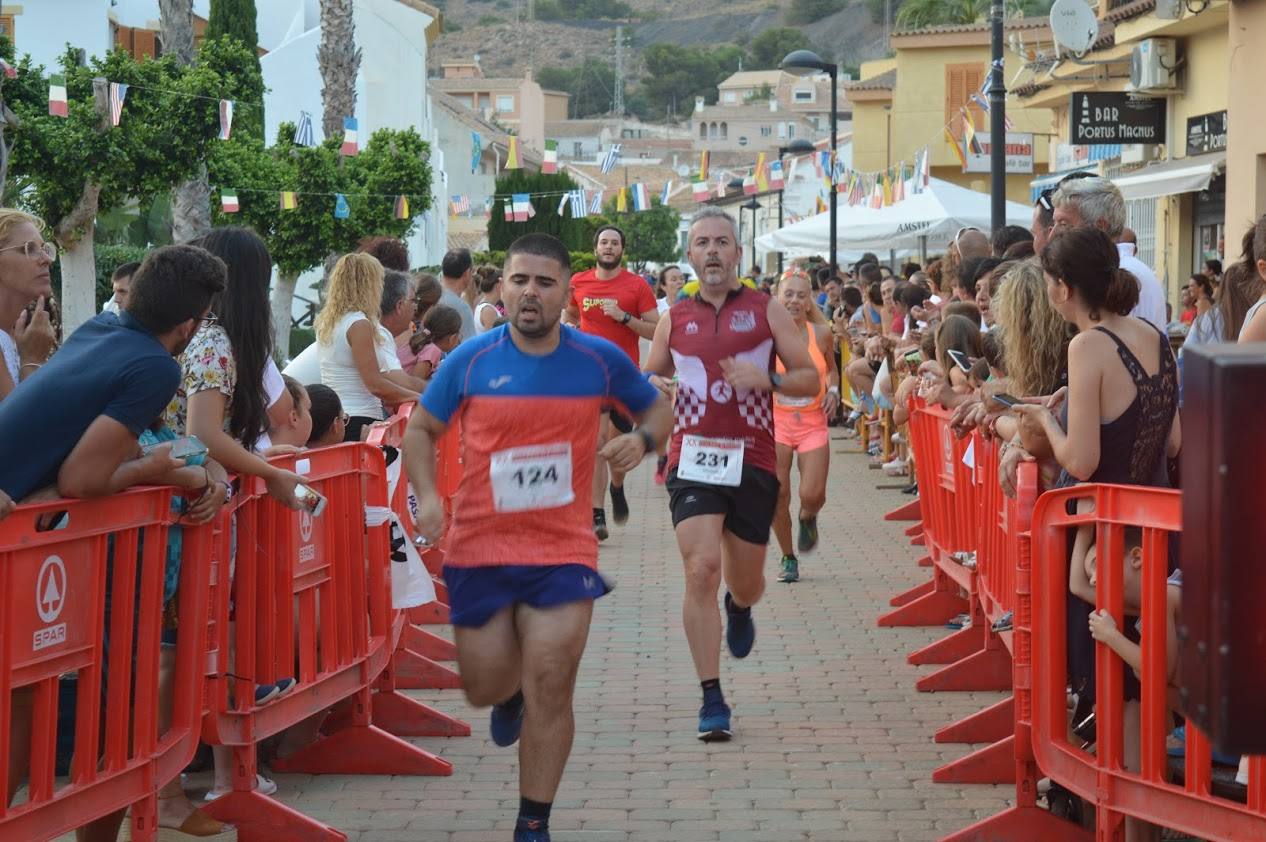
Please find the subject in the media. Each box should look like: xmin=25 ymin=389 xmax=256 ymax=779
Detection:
xmin=1070 ymin=92 xmax=1167 ymax=145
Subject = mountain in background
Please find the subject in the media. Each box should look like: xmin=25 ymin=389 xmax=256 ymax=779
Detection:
xmin=429 ymin=0 xmax=893 ymax=121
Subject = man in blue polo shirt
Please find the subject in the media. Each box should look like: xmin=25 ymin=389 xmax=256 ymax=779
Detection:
xmin=0 ymin=243 xmax=227 ymax=504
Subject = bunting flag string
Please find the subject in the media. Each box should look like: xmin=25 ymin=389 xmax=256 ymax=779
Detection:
xmin=452 ymin=194 xmax=472 ymax=216
xmin=631 ymin=182 xmax=650 ymax=212
xmin=0 ymin=58 xmax=16 ymax=79
xmin=505 ymin=136 xmax=522 ymax=170
xmin=471 ymin=131 xmax=483 ymax=174
xmin=588 ymin=190 xmax=604 ymax=215
xmin=394 ymin=195 xmax=410 ymax=219
xmin=294 ymin=111 xmax=316 ymax=147
xmin=48 ymin=74 xmax=68 ymax=117
xmin=220 ymin=190 xmax=239 ymax=213
xmin=279 ymin=191 xmax=298 ymax=211
xmin=660 ymin=180 xmax=672 ymax=206
xmin=218 ymin=99 xmax=234 ymax=140
xmin=961 ymin=107 xmax=983 ymax=156
xmin=698 ymin=150 xmax=710 ymax=182
xmin=542 ymin=140 xmax=558 ymax=174
xmin=108 ymin=82 xmax=128 ymax=127
xmin=333 ymin=193 xmax=350 ymax=219
xmin=692 ymin=180 xmax=710 ymax=202
xmin=600 ymin=144 xmax=621 ymax=175
xmin=341 ymin=118 xmax=359 ymax=156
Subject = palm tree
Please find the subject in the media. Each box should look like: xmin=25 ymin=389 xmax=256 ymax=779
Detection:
xmin=894 ymin=0 xmax=1052 ymax=31
xmin=160 ymin=0 xmax=211 ymax=242
xmin=319 ymin=0 xmax=361 ymax=142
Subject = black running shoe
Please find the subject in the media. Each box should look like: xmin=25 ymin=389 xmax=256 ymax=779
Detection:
xmin=593 ymin=509 xmax=609 ymax=542
xmin=610 ymin=484 xmax=629 ymax=525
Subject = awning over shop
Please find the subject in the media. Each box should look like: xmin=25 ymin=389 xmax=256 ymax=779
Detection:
xmin=1111 ymin=152 xmax=1227 ymax=201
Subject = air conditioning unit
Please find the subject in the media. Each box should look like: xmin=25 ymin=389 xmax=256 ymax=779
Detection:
xmin=1129 ymin=38 xmax=1176 ymax=91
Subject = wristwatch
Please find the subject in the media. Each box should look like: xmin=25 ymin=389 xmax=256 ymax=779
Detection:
xmin=621 ymin=312 xmax=633 ymax=325
xmin=769 ymin=372 xmax=784 ymax=392
xmin=636 ymin=428 xmax=656 ymax=454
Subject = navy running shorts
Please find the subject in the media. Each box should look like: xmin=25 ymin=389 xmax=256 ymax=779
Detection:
xmin=441 ymin=563 xmax=613 ymax=628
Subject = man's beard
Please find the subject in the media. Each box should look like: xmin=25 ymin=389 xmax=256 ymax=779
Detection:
xmin=596 ymin=256 xmax=621 ymax=270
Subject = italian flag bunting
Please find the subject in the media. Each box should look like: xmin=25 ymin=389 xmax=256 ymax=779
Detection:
xmin=48 ymin=74 xmax=68 ymax=117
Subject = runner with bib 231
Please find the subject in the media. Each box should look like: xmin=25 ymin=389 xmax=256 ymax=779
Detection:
xmin=404 ymin=233 xmax=672 ymax=842
xmin=644 ymin=206 xmax=820 ymax=742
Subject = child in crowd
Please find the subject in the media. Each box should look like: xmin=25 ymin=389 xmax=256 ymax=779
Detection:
xmin=305 ymin=384 xmax=348 ymax=448
xmin=264 ymin=376 xmax=314 ymax=452
xmin=398 ymin=272 xmax=443 ymax=371
xmin=407 ymin=304 xmax=463 ymax=380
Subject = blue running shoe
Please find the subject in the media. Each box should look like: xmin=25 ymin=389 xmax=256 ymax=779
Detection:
xmin=697 ymin=699 xmax=732 ymax=742
xmin=724 ymin=591 xmax=755 ymax=659
xmin=513 ymin=819 xmax=550 ymax=841
xmin=490 ymin=690 xmax=525 ymax=747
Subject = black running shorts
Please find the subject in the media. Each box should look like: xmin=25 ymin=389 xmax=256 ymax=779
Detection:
xmin=666 ymin=465 xmax=780 ymax=545
xmin=607 ymin=407 xmax=634 ymax=434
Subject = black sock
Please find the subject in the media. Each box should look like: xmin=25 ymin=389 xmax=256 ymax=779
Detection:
xmin=593 ymin=507 xmax=604 ymax=517
xmin=517 ymin=797 xmax=552 ymax=830
xmin=725 ymin=591 xmax=750 ymax=615
xmin=498 ymin=689 xmax=524 ymax=709
xmin=701 ymin=678 xmax=723 ymax=705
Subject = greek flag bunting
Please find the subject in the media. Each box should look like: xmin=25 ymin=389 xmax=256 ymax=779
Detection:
xmin=294 ymin=111 xmax=316 ymax=147
xmin=660 ymin=181 xmax=672 ymax=205
xmin=600 ymin=144 xmax=621 ymax=174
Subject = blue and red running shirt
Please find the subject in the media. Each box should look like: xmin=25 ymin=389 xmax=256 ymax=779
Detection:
xmin=420 ymin=324 xmax=659 ymax=570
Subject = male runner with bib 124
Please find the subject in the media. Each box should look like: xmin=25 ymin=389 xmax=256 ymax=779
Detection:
xmin=565 ymin=225 xmax=659 ymax=540
xmin=645 ymin=206 xmax=820 ymax=741
xmin=404 ymin=233 xmax=671 ymax=842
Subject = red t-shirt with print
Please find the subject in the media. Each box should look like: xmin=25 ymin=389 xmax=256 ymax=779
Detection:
xmin=569 ymin=268 xmax=657 ymax=363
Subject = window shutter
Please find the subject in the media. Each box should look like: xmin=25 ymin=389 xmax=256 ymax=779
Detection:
xmin=133 ymin=29 xmax=158 ymax=60
xmin=944 ymin=63 xmax=987 ymax=140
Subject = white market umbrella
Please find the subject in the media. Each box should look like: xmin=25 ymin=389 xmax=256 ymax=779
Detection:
xmin=756 ymin=177 xmax=1034 ymax=256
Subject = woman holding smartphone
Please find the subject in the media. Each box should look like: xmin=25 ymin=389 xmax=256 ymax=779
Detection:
xmin=770 ymin=270 xmax=839 ymax=584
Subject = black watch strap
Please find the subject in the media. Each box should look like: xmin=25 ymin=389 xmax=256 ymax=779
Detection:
xmin=636 ymin=428 xmax=656 ymax=454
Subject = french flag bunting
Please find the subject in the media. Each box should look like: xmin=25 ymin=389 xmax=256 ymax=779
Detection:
xmin=512 ymin=193 xmax=530 ymax=222
xmin=341 ymin=117 xmax=359 ymax=156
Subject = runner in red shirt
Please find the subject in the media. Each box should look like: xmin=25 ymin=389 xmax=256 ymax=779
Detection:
xmin=645 ymin=207 xmax=820 ymax=742
xmin=566 ymin=225 xmax=659 ymax=540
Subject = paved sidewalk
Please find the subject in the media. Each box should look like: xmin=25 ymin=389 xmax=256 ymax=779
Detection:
xmin=258 ymin=431 xmax=1014 ymax=841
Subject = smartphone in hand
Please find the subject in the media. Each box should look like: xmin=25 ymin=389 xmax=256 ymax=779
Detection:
xmin=947 ymin=348 xmax=972 ymax=373
xmin=989 ymin=393 xmax=1021 ymax=409
xmin=904 ymin=351 xmax=922 ymax=366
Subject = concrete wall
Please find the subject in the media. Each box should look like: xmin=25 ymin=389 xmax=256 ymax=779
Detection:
xmin=1226 ymin=0 xmax=1266 ymax=233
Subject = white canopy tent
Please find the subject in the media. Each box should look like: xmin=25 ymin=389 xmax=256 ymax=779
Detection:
xmin=755 ymin=177 xmax=1034 ymax=258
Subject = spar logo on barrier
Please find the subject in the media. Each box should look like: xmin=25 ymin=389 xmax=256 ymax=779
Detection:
xmin=33 ymin=555 xmax=68 ymax=652
xmin=299 ymin=510 xmax=316 ymax=563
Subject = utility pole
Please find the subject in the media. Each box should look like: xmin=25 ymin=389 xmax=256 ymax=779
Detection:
xmin=613 ymin=25 xmax=625 ymax=117
xmin=988 ymin=0 xmax=1005 ymax=231
xmin=884 ymin=0 xmax=891 ymax=48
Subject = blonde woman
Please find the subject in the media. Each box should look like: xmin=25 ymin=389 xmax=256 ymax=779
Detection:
xmin=771 ymin=270 xmax=839 ymax=583
xmin=0 ymin=209 xmax=57 ymax=403
xmin=316 ymin=253 xmax=419 ymax=441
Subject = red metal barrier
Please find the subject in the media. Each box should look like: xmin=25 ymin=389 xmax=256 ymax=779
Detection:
xmin=201 ymin=444 xmax=452 ymax=842
xmin=932 ymin=436 xmax=1037 ymax=785
xmin=0 ymin=488 xmax=212 ymax=841
xmin=1024 ymin=484 xmax=1266 ymax=841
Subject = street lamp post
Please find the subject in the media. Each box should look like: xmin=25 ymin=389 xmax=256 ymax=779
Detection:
xmin=781 ymin=50 xmax=839 ymax=274
xmin=777 ymin=138 xmax=817 ymax=275
xmin=988 ymin=0 xmax=1006 ymax=232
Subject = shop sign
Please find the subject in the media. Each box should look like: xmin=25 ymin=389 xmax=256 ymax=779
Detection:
xmin=964 ymin=132 xmax=1035 ymax=174
xmin=1186 ymin=111 xmax=1227 ymax=156
xmin=1070 ymin=92 xmax=1166 ymax=145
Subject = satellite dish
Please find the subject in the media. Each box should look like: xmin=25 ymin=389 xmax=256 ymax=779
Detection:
xmin=1049 ymin=0 xmax=1098 ymax=56
xmin=676 ymin=164 xmax=691 ymax=178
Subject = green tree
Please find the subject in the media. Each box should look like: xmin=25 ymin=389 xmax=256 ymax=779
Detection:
xmin=537 ymin=59 xmax=615 ymax=118
xmin=205 ymin=0 xmax=263 ymax=139
xmin=746 ymin=27 xmax=813 ymax=70
xmin=4 ymin=37 xmax=263 ymax=331
xmin=895 ymin=0 xmax=1052 ymax=30
xmin=636 ymin=43 xmax=745 ymax=120
xmin=486 ymin=171 xmax=589 ymax=252
xmin=787 ymin=0 xmax=846 ymax=25
xmin=599 ymin=198 xmax=680 ymax=270
xmin=536 ymin=0 xmax=633 ymax=19
xmin=208 ymin=124 xmax=433 ymax=357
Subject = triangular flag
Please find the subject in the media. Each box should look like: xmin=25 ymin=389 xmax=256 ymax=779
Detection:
xmin=616 ymin=187 xmax=628 ymax=213
xmin=108 ymin=82 xmax=127 ymax=127
xmin=505 ymin=136 xmax=522 ymax=170
xmin=692 ymin=181 xmax=710 ymax=202
xmin=279 ymin=191 xmax=298 ymax=211
xmin=219 ymin=99 xmax=234 ymax=140
xmin=512 ymin=193 xmax=530 ymax=222
xmin=660 ymin=180 xmax=673 ymax=205
xmin=333 ymin=193 xmax=350 ymax=219
xmin=341 ymin=117 xmax=359 ymax=156
xmin=471 ymin=131 xmax=482 ymax=174
xmin=945 ymin=126 xmax=968 ymax=168
xmin=394 ymin=195 xmax=410 ymax=219
xmin=769 ymin=160 xmax=785 ymax=190
xmin=220 ymin=189 xmax=240 ymax=213
xmin=48 ymin=74 xmax=68 ymax=117
xmin=542 ymin=140 xmax=558 ymax=174
xmin=755 ymin=153 xmax=769 ymax=192
xmin=699 ymin=150 xmax=710 ymax=181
